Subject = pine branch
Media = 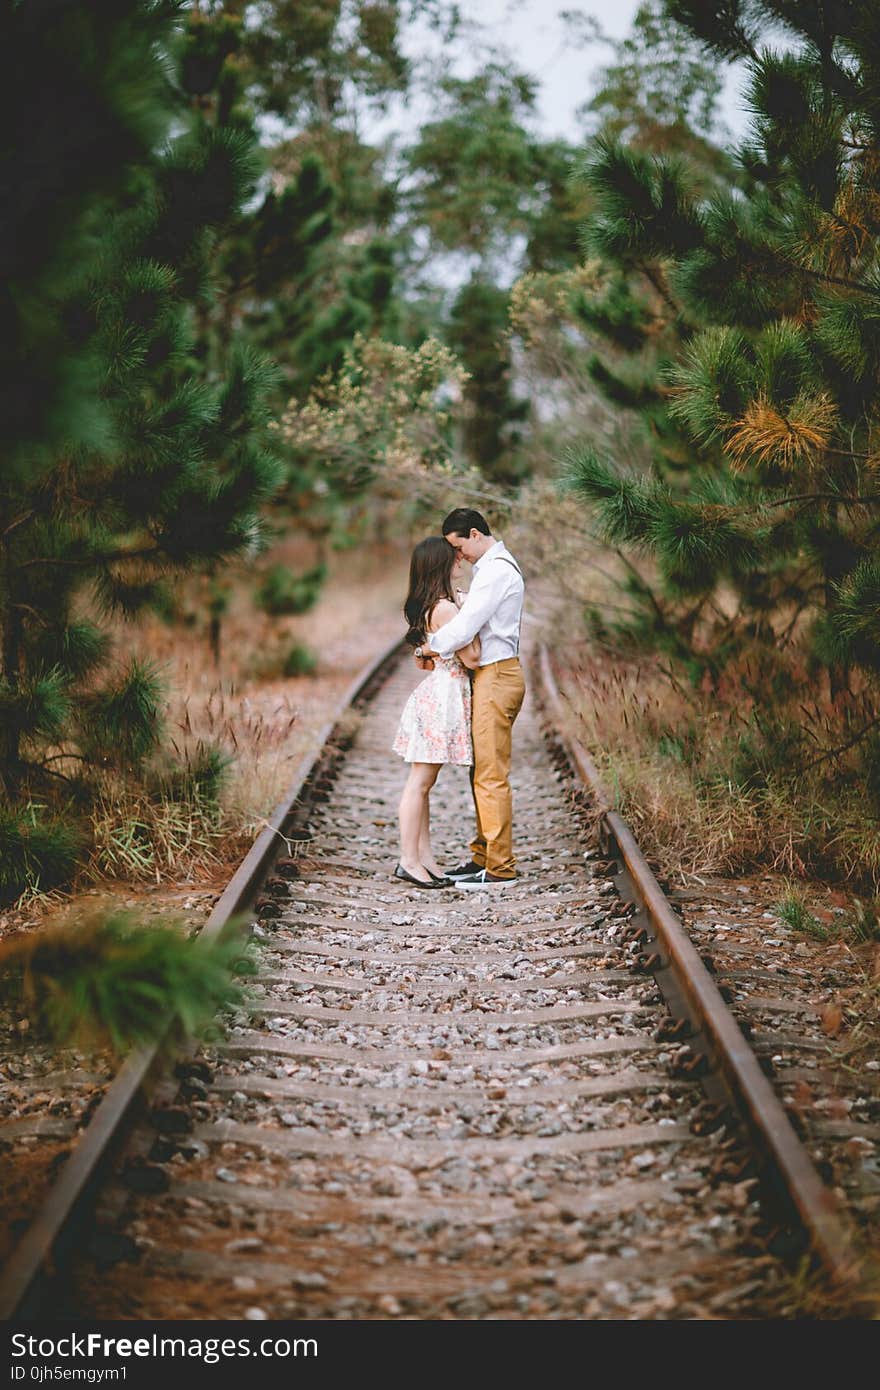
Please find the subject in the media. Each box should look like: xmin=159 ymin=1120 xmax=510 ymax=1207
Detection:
xmin=0 ymin=912 xmax=255 ymax=1056
xmin=2 ymin=511 xmax=35 ymax=538
xmin=798 ymin=713 xmax=880 ymax=774
xmin=613 ymin=546 xmax=668 ymax=626
xmin=798 ymin=263 xmax=880 ymax=299
xmin=18 ymin=546 xmax=162 ymax=570
xmin=20 ymin=760 xmax=78 ymax=787
xmin=778 ymin=596 xmax=815 ymax=646
xmin=11 ymin=603 xmax=48 ymax=624
xmin=763 ymin=491 xmax=880 ymax=508
xmin=636 ymin=260 xmax=682 ymax=319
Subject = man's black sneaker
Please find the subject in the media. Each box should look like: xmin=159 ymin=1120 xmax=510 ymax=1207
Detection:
xmin=445 ymin=860 xmax=484 ymax=880
xmin=455 ymin=869 xmax=517 ymax=887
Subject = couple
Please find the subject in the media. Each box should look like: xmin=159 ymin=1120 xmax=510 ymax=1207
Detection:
xmin=392 ymin=507 xmax=525 ymax=890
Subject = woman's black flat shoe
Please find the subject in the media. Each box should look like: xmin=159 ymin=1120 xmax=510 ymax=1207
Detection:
xmin=393 ymin=864 xmax=449 ymax=889
xmin=426 ymin=868 xmax=453 ymax=885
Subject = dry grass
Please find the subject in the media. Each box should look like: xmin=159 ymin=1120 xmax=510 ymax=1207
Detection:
xmin=558 ymin=656 xmax=763 ymax=880
xmin=84 ymin=537 xmax=409 ymax=886
xmin=556 ymin=647 xmax=880 ymax=889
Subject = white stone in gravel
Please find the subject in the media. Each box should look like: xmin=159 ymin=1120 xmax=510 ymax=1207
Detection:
xmin=215 ymin=1168 xmax=237 ymax=1183
xmin=632 ymin=1151 xmax=657 ymax=1169
xmin=244 ymin=1308 xmax=268 ymax=1320
xmin=233 ymin=1276 xmax=257 ymax=1293
xmin=291 ymin=1271 xmax=328 ymax=1289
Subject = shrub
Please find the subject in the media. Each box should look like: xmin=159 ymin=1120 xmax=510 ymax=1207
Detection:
xmin=283 ymin=642 xmax=317 ymax=678
xmin=257 ymin=563 xmax=326 ymax=616
xmin=0 ymin=805 xmax=84 ymax=905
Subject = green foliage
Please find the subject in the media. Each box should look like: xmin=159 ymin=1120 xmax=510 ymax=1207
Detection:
xmin=0 ymin=805 xmax=84 ymax=905
xmin=580 ymin=137 xmax=703 ymax=264
xmin=0 ymin=0 xmax=177 ymax=481
xmin=279 ymin=333 xmax=467 ymax=495
xmin=563 ymin=449 xmax=665 ymax=545
xmin=257 ymin=564 xmax=327 ymax=616
xmin=283 ymin=642 xmax=318 ymax=678
xmin=663 ymin=1 xmax=759 ymax=61
xmin=447 ymin=277 xmax=529 ymax=482
xmin=721 ymin=715 xmax=807 ymax=793
xmin=587 ymin=355 xmax=659 ymax=409
xmin=774 ymin=883 xmax=880 ymax=943
xmin=651 ymin=503 xmax=758 ymax=590
xmin=0 ymin=4 xmax=287 ymax=850
xmin=154 ymin=742 xmax=232 ymax=806
xmin=826 ymin=562 xmax=880 ymax=671
xmin=81 ymin=660 xmax=164 ymax=769
xmin=568 ymin=0 xmax=880 ymax=776
xmin=406 ymin=65 xmax=542 ymax=259
xmin=0 ymin=912 xmax=256 ymax=1055
xmin=574 ymin=273 xmax=654 ymax=352
xmin=34 ymin=622 xmax=112 ymax=682
xmin=773 ymin=890 xmax=827 ymax=940
xmin=0 ymin=671 xmax=71 ymax=742
xmin=228 ymin=0 xmax=429 ymax=127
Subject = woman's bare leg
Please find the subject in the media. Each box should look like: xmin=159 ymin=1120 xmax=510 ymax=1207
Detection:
xmin=398 ymin=763 xmax=440 ymax=881
xmin=418 ymin=786 xmax=444 ymax=876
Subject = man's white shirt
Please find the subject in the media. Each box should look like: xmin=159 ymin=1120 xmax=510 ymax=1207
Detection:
xmin=427 ymin=540 xmax=524 ymax=665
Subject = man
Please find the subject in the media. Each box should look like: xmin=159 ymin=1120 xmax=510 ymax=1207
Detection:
xmin=416 ymin=508 xmax=525 ymax=885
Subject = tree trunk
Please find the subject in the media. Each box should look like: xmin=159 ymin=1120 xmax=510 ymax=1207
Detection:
xmin=209 ymin=611 xmax=222 ymax=668
xmin=823 ymin=501 xmax=849 ymax=707
xmin=0 ymin=534 xmax=23 ymax=795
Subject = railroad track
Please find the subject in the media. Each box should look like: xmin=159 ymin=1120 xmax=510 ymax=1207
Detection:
xmin=1 ymin=637 xmax=873 ymax=1320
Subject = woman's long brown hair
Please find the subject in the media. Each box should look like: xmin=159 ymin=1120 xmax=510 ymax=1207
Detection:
xmin=403 ymin=537 xmax=456 ymax=646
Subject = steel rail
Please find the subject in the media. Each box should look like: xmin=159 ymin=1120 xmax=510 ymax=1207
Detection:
xmin=0 ymin=636 xmax=406 ymax=1320
xmin=535 ymin=643 xmax=858 ymax=1288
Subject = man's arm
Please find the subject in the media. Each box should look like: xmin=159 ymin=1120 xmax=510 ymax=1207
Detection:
xmin=426 ymin=569 xmax=507 ymax=658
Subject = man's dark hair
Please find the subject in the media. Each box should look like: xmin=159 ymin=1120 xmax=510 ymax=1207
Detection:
xmin=441 ymin=508 xmax=491 ymax=538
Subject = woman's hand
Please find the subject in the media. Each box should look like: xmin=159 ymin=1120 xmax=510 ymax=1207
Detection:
xmin=414 ymin=645 xmax=435 ymax=671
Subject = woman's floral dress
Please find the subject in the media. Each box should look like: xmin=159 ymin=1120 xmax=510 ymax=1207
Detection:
xmin=392 ymin=653 xmax=473 ymax=765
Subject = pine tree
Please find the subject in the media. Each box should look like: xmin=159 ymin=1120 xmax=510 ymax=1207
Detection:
xmin=583 ymin=0 xmax=730 ymax=167
xmin=0 ymin=0 xmax=283 ymax=898
xmin=566 ymin=0 xmax=880 ymax=789
xmin=175 ymin=5 xmax=402 ymax=574
xmin=176 ymin=10 xmax=393 ymax=392
xmin=0 ymin=0 xmax=177 ymax=483
xmin=448 ymin=278 xmax=530 ymax=486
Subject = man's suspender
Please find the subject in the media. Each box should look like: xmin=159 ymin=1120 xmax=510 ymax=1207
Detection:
xmin=494 ymin=554 xmax=524 ymax=656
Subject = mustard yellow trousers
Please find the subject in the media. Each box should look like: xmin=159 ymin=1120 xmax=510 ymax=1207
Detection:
xmin=469 ymin=657 xmax=526 ymax=877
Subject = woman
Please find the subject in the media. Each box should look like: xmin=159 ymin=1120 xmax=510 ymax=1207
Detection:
xmin=392 ymin=536 xmax=480 ymax=888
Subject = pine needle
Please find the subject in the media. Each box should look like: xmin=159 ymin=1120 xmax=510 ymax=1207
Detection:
xmin=0 ymin=911 xmax=255 ymax=1056
xmin=725 ymin=393 xmax=837 ymax=472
